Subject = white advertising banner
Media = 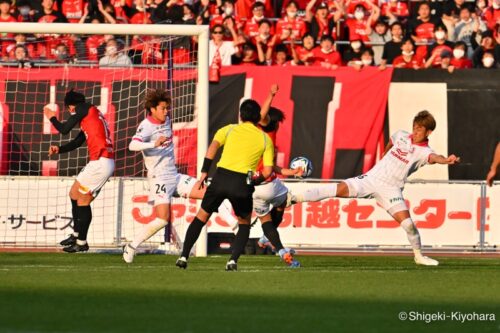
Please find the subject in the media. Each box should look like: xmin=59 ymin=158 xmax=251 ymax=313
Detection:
xmin=485 ymin=185 xmax=500 ymax=246
xmin=0 ymin=177 xmax=118 ymax=246
xmin=2 ymin=177 xmax=496 ymax=248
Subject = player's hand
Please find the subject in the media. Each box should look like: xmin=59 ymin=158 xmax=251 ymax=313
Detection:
xmin=487 ymin=169 xmax=497 ymax=187
xmin=270 ymin=84 xmax=279 ymax=96
xmin=446 ymin=154 xmax=460 ymax=164
xmin=48 ymin=145 xmax=59 ymax=156
xmin=43 ymin=105 xmax=57 ymax=120
xmin=154 ymin=136 xmax=167 ymax=147
xmin=198 ymin=172 xmax=208 ymax=189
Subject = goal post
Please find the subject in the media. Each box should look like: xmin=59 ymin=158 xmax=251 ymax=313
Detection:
xmin=0 ymin=22 xmax=209 ymax=256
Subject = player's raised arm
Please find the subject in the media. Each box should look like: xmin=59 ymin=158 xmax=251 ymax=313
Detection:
xmin=259 ymin=84 xmax=279 ymax=127
xmin=46 ymin=91 xmax=89 ymax=135
xmin=428 ymin=153 xmax=461 ymax=165
xmin=50 ymin=131 xmax=86 ymax=156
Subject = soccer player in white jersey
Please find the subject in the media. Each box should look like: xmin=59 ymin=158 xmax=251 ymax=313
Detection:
xmin=122 ymin=89 xmax=235 ymax=263
xmin=291 ymin=111 xmax=460 ymax=266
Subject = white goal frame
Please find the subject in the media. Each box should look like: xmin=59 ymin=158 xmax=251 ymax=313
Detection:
xmin=0 ymin=22 xmax=210 ymax=256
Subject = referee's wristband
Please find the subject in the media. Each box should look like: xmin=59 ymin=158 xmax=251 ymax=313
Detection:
xmin=201 ymin=157 xmax=213 ymax=173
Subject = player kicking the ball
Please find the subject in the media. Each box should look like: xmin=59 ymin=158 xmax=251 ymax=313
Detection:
xmin=122 ymin=89 xmax=235 ymax=263
xmin=291 ymin=111 xmax=460 ymax=266
xmin=45 ymin=89 xmax=115 ymax=252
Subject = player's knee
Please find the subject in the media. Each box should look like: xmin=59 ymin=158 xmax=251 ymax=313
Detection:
xmin=77 ymin=193 xmax=93 ymax=206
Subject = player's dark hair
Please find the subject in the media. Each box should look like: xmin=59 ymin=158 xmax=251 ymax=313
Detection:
xmin=239 ymin=99 xmax=261 ymax=124
xmin=413 ymin=110 xmax=436 ymax=131
xmin=144 ymin=89 xmax=171 ymax=114
xmin=261 ymin=107 xmax=285 ymax=133
xmin=64 ymin=89 xmax=86 ymax=106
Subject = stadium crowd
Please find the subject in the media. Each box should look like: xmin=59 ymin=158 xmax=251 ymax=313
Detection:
xmin=0 ymin=0 xmax=498 ymax=70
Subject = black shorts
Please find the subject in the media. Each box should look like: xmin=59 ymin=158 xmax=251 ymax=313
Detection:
xmin=201 ymin=167 xmax=254 ymax=218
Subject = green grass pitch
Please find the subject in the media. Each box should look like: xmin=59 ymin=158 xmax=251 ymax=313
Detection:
xmin=0 ymin=253 xmax=498 ymax=333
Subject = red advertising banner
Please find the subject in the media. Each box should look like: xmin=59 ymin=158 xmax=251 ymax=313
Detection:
xmin=219 ymin=66 xmax=393 ymax=178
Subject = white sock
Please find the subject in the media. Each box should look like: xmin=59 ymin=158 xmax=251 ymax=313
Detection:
xmin=72 ymin=232 xmax=79 ymax=237
xmin=217 ymin=199 xmax=238 ymax=234
xmin=292 ymin=184 xmax=337 ymax=203
xmin=76 ymin=240 xmax=87 ymax=246
xmin=131 ymin=218 xmax=168 ymax=249
xmin=400 ymin=218 xmax=422 ymax=256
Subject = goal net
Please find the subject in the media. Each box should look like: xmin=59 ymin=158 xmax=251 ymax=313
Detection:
xmin=0 ymin=23 xmax=209 ymax=255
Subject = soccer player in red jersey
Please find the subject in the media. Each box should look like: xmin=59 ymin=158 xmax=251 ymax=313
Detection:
xmin=44 ymin=90 xmax=115 ymax=252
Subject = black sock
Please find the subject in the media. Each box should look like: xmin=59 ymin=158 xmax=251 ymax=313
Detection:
xmin=71 ymin=199 xmax=80 ymax=234
xmin=77 ymin=205 xmax=92 ymax=242
xmin=271 ymin=208 xmax=284 ymax=229
xmin=262 ymin=222 xmax=284 ymax=251
xmin=181 ymin=217 xmax=205 ymax=259
xmin=230 ymin=224 xmax=250 ymax=262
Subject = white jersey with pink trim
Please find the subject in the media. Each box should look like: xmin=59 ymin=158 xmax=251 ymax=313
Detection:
xmin=366 ymin=130 xmax=434 ymax=188
xmin=132 ymin=115 xmax=177 ymax=177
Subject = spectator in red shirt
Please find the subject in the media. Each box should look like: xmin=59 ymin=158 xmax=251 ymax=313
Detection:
xmin=5 ymin=33 xmax=36 ymax=60
xmin=392 ymin=38 xmax=425 ymax=69
xmin=270 ymin=43 xmax=296 ymax=66
xmin=408 ymin=2 xmax=442 ymax=44
xmin=345 ymin=2 xmax=380 ymax=42
xmin=425 ymin=24 xmax=454 ymax=67
xmin=482 ymin=0 xmax=500 ymax=31
xmin=311 ymin=35 xmax=342 ymax=68
xmin=381 ymin=0 xmax=409 ymax=24
xmin=305 ymin=0 xmax=343 ymax=40
xmin=120 ymin=0 xmax=151 ymax=24
xmin=61 ymin=0 xmax=84 ymax=23
xmin=244 ymin=2 xmax=268 ymax=40
xmin=449 ymin=41 xmax=473 ymax=68
xmin=250 ymin=19 xmax=275 ymax=53
xmin=292 ymin=33 xmax=316 ymax=65
xmin=210 ymin=0 xmax=243 ymax=31
xmin=276 ymin=1 xmax=307 ymax=42
xmin=0 ymin=0 xmax=17 ymax=25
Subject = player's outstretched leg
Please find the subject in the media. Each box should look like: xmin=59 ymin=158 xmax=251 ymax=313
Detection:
xmin=288 ymin=184 xmax=339 ymax=206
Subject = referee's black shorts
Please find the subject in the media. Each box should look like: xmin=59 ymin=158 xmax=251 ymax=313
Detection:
xmin=201 ymin=167 xmax=254 ymax=218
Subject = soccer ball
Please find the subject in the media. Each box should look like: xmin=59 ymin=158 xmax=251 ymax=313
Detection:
xmin=289 ymin=156 xmax=313 ymax=178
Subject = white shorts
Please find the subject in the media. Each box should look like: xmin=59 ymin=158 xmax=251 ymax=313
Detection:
xmin=76 ymin=157 xmax=115 ymax=197
xmin=148 ymin=173 xmax=197 ymax=205
xmin=174 ymin=174 xmax=197 ymax=198
xmin=344 ymin=175 xmax=408 ymax=213
xmin=253 ymin=178 xmax=289 ymax=217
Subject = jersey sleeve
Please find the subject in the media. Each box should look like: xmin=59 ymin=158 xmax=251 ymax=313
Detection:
xmin=50 ymin=102 xmax=89 ymax=135
xmin=262 ymin=133 xmax=275 ymax=167
xmin=132 ymin=121 xmax=151 ymax=142
xmin=213 ymin=124 xmax=233 ymax=146
xmin=390 ymin=130 xmax=404 ymax=144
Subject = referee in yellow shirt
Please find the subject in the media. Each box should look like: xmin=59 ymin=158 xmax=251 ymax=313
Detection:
xmin=176 ymin=99 xmax=274 ymax=271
